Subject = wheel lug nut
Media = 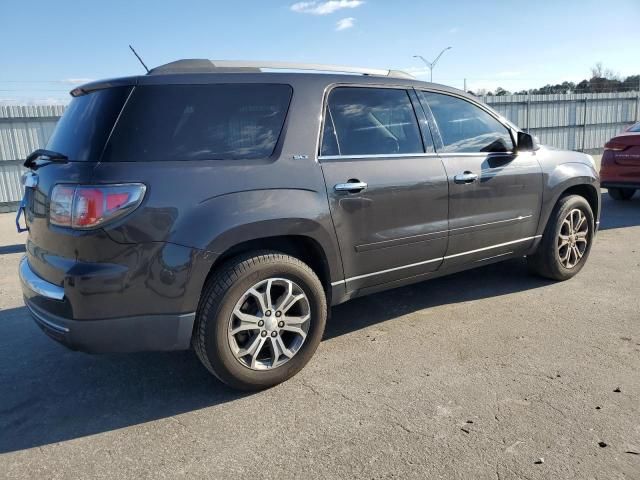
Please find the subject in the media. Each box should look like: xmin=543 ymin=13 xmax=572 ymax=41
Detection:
xmin=275 ymin=311 xmax=282 ymax=317
xmin=278 ymin=321 xmax=284 ymax=328
xmin=271 ymin=331 xmax=277 ymax=337
xmin=265 ymin=310 xmax=272 ymax=316
xmin=261 ymin=331 xmax=267 ymax=337
xmin=258 ymin=320 xmax=264 ymax=327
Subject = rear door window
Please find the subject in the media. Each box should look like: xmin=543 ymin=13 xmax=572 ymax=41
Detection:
xmin=321 ymin=87 xmax=424 ymax=156
xmin=418 ymin=91 xmax=514 ymax=153
xmin=45 ymin=86 xmax=131 ymax=161
xmin=102 ymin=84 xmax=293 ymax=162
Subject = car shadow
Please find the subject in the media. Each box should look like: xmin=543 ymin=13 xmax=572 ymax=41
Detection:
xmin=325 ymin=258 xmax=553 ymax=340
xmin=0 ymin=258 xmax=553 ymax=454
xmin=0 ymin=306 xmax=247 ymax=454
xmin=599 ymin=191 xmax=640 ymax=230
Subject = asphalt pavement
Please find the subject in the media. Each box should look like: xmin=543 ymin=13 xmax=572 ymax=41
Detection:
xmin=0 ymin=191 xmax=639 ymax=479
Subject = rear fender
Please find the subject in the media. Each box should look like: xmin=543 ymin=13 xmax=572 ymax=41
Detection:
xmin=170 ymin=188 xmax=343 ymax=282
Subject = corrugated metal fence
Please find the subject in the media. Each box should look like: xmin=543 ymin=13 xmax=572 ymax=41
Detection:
xmin=0 ymin=105 xmax=64 ymax=212
xmin=483 ymin=91 xmax=640 ymax=152
xmin=1 ymin=92 xmax=639 ymax=211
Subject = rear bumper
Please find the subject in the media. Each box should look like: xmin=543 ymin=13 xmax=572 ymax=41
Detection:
xmin=20 ymin=256 xmax=195 ymax=353
xmin=601 ymin=182 xmax=640 ymax=189
xmin=19 ymin=254 xmax=64 ymax=300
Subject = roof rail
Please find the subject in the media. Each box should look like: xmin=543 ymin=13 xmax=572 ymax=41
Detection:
xmin=148 ymin=59 xmax=415 ymax=80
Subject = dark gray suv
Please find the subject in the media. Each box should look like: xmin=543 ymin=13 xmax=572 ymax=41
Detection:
xmin=18 ymin=60 xmax=600 ymax=390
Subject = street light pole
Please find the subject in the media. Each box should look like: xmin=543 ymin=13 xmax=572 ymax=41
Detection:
xmin=413 ymin=47 xmax=452 ymax=83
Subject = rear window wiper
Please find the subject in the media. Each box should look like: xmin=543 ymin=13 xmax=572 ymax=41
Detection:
xmin=24 ymin=149 xmax=69 ymax=169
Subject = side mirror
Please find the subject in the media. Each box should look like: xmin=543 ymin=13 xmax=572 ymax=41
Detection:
xmin=516 ymin=131 xmax=539 ymax=152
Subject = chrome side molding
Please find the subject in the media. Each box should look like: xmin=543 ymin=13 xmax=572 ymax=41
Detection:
xmin=331 ymin=235 xmax=541 ymax=286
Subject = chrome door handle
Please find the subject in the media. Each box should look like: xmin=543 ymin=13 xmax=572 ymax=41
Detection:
xmin=334 ymin=181 xmax=368 ymax=193
xmin=454 ymin=171 xmax=478 ymax=184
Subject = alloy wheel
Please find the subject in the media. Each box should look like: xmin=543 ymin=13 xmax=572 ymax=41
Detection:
xmin=557 ymin=208 xmax=589 ymax=269
xmin=227 ymin=278 xmax=311 ymax=370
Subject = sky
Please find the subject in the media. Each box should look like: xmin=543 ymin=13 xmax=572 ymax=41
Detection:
xmin=2 ymin=0 xmax=639 ymax=104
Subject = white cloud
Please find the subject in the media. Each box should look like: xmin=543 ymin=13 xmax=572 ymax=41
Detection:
xmin=290 ymin=0 xmax=364 ymax=15
xmin=449 ymin=27 xmax=459 ymax=34
xmin=290 ymin=1 xmax=316 ymax=12
xmin=336 ymin=17 xmax=355 ymax=30
xmin=60 ymin=78 xmax=94 ymax=84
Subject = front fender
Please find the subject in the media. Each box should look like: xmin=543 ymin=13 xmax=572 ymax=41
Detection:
xmin=536 ymin=161 xmax=600 ymax=239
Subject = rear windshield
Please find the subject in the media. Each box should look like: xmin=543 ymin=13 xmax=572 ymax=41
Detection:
xmin=46 ymin=87 xmax=131 ymax=161
xmin=629 ymin=122 xmax=640 ymax=132
xmin=102 ymin=84 xmax=293 ymax=162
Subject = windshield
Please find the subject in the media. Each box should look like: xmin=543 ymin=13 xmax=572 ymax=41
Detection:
xmin=46 ymin=87 xmax=131 ymax=161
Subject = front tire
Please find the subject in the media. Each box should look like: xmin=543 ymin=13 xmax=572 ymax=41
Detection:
xmin=608 ymin=187 xmax=636 ymax=201
xmin=193 ymin=251 xmax=327 ymax=390
xmin=527 ymin=195 xmax=594 ymax=281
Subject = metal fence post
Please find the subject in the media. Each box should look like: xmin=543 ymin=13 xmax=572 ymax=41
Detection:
xmin=636 ymin=79 xmax=640 ymax=121
xmin=582 ymin=97 xmax=588 ymax=152
xmin=526 ymin=93 xmax=531 ymax=133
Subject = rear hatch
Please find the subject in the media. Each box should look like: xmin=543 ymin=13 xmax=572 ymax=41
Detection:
xmin=22 ymin=85 xmax=132 ymax=285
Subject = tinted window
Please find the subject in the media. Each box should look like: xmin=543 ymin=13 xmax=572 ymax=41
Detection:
xmin=322 ymin=87 xmax=424 ymax=156
xmin=629 ymin=122 xmax=640 ymax=132
xmin=320 ymin=108 xmax=340 ymax=156
xmin=103 ymin=84 xmax=292 ymax=162
xmin=46 ymin=87 xmax=131 ymax=161
xmin=419 ymin=92 xmax=513 ymax=153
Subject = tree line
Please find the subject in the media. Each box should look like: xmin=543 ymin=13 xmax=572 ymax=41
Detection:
xmin=469 ymin=63 xmax=640 ymax=96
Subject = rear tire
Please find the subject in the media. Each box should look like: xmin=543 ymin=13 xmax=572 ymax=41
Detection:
xmin=527 ymin=195 xmax=594 ymax=281
xmin=608 ymin=187 xmax=636 ymax=201
xmin=193 ymin=251 xmax=327 ymax=391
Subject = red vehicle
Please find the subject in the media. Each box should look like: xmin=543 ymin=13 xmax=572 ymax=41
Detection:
xmin=600 ymin=122 xmax=640 ymax=200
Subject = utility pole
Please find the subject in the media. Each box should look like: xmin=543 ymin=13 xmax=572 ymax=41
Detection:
xmin=413 ymin=47 xmax=452 ymax=83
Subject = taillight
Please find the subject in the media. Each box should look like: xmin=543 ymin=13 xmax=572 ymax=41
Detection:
xmin=604 ymin=141 xmax=628 ymax=152
xmin=49 ymin=185 xmax=75 ymax=226
xmin=50 ymin=184 xmax=146 ymax=229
